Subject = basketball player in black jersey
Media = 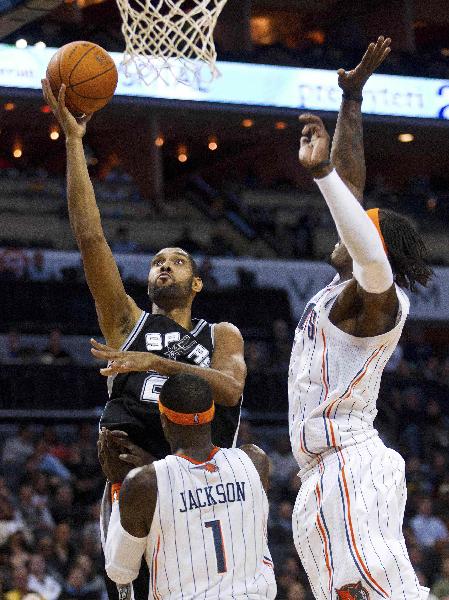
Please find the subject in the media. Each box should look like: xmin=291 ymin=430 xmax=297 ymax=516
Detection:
xmin=42 ymin=79 xmax=246 ymax=600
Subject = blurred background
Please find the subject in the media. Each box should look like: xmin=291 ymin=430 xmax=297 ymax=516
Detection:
xmin=1 ymin=1 xmax=449 ymax=598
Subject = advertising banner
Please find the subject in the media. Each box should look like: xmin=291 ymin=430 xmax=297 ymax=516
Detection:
xmin=0 ymin=43 xmax=449 ymax=119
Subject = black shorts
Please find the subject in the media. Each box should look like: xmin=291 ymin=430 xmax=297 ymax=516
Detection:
xmin=100 ymin=397 xmax=170 ymax=460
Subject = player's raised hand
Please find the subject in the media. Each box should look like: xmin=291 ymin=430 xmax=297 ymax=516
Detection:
xmin=107 ymin=432 xmax=155 ymax=467
xmin=91 ymin=338 xmax=156 ymax=375
xmin=298 ymin=114 xmax=331 ymax=173
xmin=337 ymin=35 xmax=391 ymax=97
xmin=41 ymin=79 xmax=91 ymax=139
xmin=98 ymin=428 xmax=134 ymax=482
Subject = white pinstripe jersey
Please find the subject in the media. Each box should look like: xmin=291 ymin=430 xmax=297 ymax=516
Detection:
xmin=288 ymin=277 xmax=410 ymax=475
xmin=145 ymin=448 xmax=277 ymax=600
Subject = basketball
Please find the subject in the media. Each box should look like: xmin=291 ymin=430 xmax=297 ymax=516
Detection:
xmin=46 ymin=41 xmax=118 ymax=117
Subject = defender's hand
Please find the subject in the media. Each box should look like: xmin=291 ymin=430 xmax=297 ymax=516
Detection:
xmin=298 ymin=114 xmax=331 ymax=173
xmin=107 ymin=431 xmax=155 ymax=467
xmin=337 ymin=36 xmax=391 ymax=96
xmin=98 ymin=429 xmax=134 ymax=483
xmin=91 ymin=338 xmax=158 ymax=375
xmin=42 ymin=79 xmax=91 ymax=139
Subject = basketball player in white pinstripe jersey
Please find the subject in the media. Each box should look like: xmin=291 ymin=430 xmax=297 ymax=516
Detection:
xmin=289 ymin=39 xmax=434 ymax=600
xmin=104 ymin=373 xmax=276 ymax=600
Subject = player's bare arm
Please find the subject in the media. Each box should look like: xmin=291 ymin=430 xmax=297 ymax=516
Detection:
xmin=330 ymin=36 xmax=391 ymax=202
xmin=42 ymin=79 xmax=141 ymax=349
xmin=104 ymin=464 xmax=157 ymax=585
xmin=240 ymin=444 xmax=270 ymax=492
xmin=120 ymin=464 xmax=157 ymax=538
xmin=91 ymin=321 xmax=246 ymax=407
xmin=299 ymin=114 xmax=399 ymax=337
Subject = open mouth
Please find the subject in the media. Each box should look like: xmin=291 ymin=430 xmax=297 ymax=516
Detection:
xmin=157 ymin=273 xmax=172 ymax=282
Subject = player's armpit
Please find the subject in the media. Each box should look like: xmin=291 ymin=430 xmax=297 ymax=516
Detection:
xmin=330 ymin=278 xmax=399 ymax=337
xmin=120 ymin=464 xmax=157 ymax=537
xmin=240 ymin=444 xmax=270 ymax=492
xmin=210 ymin=322 xmax=247 ymax=406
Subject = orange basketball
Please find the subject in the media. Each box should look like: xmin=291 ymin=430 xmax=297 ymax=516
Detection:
xmin=46 ymin=41 xmax=118 ymax=116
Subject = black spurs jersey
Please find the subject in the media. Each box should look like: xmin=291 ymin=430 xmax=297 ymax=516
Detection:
xmin=104 ymin=312 xmax=242 ymax=457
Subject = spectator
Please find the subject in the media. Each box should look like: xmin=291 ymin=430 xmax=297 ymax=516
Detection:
xmin=32 ymin=441 xmax=72 ymax=482
xmin=17 ymin=484 xmax=54 ymax=533
xmin=4 ymin=568 xmax=34 ymax=600
xmin=27 ymin=554 xmax=61 ymax=600
xmin=431 ymin=557 xmax=449 ymax=599
xmin=110 ymin=226 xmax=138 ymax=254
xmin=410 ymin=497 xmax=449 ymax=548
xmin=0 ymin=495 xmax=28 ymax=547
xmin=2 ymin=426 xmax=34 ymax=468
xmin=61 ymin=566 xmax=91 ymax=599
xmin=0 ymin=248 xmax=28 ymax=280
xmin=268 ymin=437 xmax=298 ymax=488
xmin=53 ymin=523 xmax=76 ymax=576
xmin=3 ymin=331 xmax=37 ymax=363
xmin=8 ymin=531 xmax=31 ymax=572
xmin=72 ymin=554 xmax=104 ymax=596
xmin=26 ymin=251 xmax=46 ymax=282
xmin=40 ymin=330 xmax=72 ymax=365
xmin=286 ymin=581 xmax=307 ymax=600
xmin=50 ymin=487 xmax=75 ymax=525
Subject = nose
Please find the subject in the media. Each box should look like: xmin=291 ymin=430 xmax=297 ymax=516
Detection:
xmin=160 ymin=264 xmax=171 ymax=272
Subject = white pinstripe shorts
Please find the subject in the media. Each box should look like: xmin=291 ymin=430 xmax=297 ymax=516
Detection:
xmin=292 ymin=438 xmax=429 ymax=600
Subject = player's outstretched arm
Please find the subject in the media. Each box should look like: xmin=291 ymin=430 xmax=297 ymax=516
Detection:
xmin=105 ymin=464 xmax=156 ymax=585
xmin=42 ymin=80 xmax=141 ymax=348
xmin=90 ymin=321 xmax=246 ymax=407
xmin=330 ymin=36 xmax=391 ymax=203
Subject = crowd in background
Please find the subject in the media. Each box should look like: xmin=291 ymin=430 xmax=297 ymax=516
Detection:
xmin=1 ymin=165 xmax=449 ymax=263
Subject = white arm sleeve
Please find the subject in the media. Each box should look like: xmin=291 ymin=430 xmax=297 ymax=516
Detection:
xmin=315 ymin=170 xmax=393 ymax=294
xmin=104 ymin=501 xmax=147 ymax=585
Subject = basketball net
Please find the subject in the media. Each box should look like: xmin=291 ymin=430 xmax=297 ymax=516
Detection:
xmin=115 ymin=0 xmax=228 ymax=88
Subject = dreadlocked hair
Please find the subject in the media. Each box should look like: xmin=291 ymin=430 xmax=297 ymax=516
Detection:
xmin=379 ymin=209 xmax=433 ymax=292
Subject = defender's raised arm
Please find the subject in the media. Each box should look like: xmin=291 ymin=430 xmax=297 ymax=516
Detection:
xmin=330 ymin=36 xmax=391 ymax=202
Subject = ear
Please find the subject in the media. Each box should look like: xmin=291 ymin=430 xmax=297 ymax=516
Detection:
xmin=192 ymin=276 xmax=203 ymax=293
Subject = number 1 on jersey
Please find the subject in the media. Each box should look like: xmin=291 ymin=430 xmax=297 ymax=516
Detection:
xmin=205 ymin=520 xmax=227 ymax=574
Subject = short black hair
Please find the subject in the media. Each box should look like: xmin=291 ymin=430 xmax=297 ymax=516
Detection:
xmin=160 ymin=374 xmax=212 ymax=414
xmin=379 ymin=209 xmax=433 ymax=292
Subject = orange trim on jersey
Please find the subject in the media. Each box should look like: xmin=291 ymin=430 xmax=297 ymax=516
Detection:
xmin=325 ymin=345 xmax=384 ymax=426
xmin=315 ymin=484 xmax=333 ymax=593
xmin=111 ymin=483 xmax=121 ymax=503
xmin=153 ymin=535 xmax=161 ymax=600
xmin=341 ymin=346 xmax=384 ymax=402
xmin=366 ymin=208 xmax=388 ymax=254
xmin=178 ymin=446 xmax=220 ymax=465
xmin=339 ymin=450 xmax=389 ymax=597
xmin=158 ymin=399 xmax=215 ymax=426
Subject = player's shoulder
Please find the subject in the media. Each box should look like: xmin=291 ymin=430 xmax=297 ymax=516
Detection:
xmin=214 ymin=321 xmax=243 ymax=339
xmin=121 ymin=463 xmax=157 ymax=502
xmin=238 ymin=444 xmax=269 ymax=490
xmin=239 ymin=443 xmax=268 ymax=462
